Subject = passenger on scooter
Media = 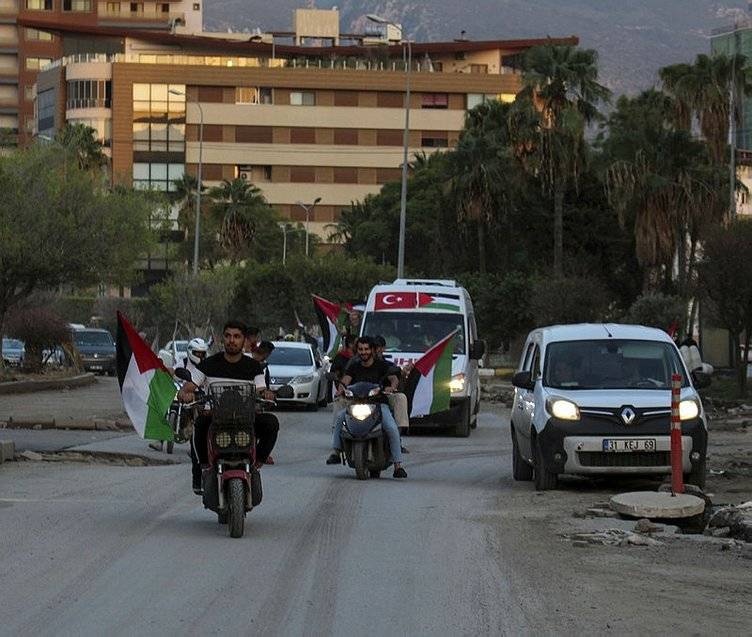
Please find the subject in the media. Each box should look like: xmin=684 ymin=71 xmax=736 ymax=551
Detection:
xmin=326 ymin=336 xmax=407 ymax=479
xmin=372 ymin=335 xmax=410 ymax=435
xmin=249 ymin=340 xmax=277 ymax=465
xmin=178 ymin=320 xmax=280 ymax=494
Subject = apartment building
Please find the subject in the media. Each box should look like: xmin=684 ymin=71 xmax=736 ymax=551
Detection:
xmin=0 ymin=0 xmax=201 ymax=145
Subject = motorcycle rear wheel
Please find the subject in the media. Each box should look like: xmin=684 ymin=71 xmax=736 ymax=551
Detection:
xmin=165 ymin=440 xmax=174 ymax=454
xmin=227 ymin=479 xmax=245 ymax=538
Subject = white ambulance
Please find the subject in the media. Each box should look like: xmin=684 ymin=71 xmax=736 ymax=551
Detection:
xmin=360 ymin=279 xmax=485 ymax=436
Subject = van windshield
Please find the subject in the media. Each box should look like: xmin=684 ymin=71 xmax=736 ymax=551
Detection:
xmin=74 ymin=331 xmax=114 ymax=347
xmin=544 ymin=339 xmax=688 ymax=390
xmin=362 ymin=312 xmax=466 ymax=354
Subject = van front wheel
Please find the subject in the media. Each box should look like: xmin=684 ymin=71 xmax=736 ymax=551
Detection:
xmin=534 ymin=436 xmax=558 ymax=491
xmin=453 ymin=400 xmax=471 ymax=438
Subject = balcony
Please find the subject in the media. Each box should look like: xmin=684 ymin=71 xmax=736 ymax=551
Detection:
xmin=66 ymin=97 xmax=110 ymax=110
xmin=99 ymin=8 xmax=183 ymax=26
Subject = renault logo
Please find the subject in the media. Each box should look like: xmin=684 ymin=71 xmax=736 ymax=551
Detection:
xmin=621 ymin=407 xmax=636 ymax=425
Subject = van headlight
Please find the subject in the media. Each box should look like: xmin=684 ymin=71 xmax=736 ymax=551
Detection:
xmin=291 ymin=375 xmax=315 ymax=384
xmin=679 ymin=399 xmax=699 ymax=421
xmin=547 ymin=398 xmax=580 ymax=421
xmin=449 ymin=373 xmax=465 ymax=394
xmin=349 ymin=404 xmax=375 ymax=421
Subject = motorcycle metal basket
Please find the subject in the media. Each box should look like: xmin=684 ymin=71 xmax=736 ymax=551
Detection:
xmin=208 ymin=382 xmax=256 ymax=426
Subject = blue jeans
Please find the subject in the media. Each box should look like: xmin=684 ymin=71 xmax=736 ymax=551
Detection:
xmin=333 ymin=403 xmax=403 ymax=464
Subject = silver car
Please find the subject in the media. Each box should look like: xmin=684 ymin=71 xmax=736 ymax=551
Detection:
xmin=267 ymin=341 xmax=328 ymax=410
xmin=2 ymin=338 xmax=24 ymax=366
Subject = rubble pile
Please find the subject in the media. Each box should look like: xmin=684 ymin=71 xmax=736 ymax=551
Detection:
xmin=705 ymin=502 xmax=752 ymax=542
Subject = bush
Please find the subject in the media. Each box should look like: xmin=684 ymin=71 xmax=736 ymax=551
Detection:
xmin=5 ymin=306 xmax=71 ymax=373
xmin=624 ymin=293 xmax=685 ymax=331
xmin=530 ymin=275 xmax=611 ymax=327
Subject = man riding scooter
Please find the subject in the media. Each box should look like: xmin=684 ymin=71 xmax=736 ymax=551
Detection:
xmin=179 ymin=321 xmax=279 ymax=494
xmin=327 ymin=336 xmax=407 ymax=479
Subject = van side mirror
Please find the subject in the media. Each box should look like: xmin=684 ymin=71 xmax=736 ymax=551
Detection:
xmin=174 ymin=367 xmax=192 ymax=383
xmin=691 ymin=370 xmax=711 ymax=389
xmin=512 ymin=370 xmax=534 ymax=390
xmin=470 ymin=340 xmax=486 ymax=360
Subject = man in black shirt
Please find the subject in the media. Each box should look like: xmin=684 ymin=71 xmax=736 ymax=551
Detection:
xmin=327 ymin=336 xmax=407 ymax=478
xmin=179 ymin=320 xmax=280 ymax=494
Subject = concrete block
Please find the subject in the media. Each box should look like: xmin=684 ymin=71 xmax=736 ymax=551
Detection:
xmin=0 ymin=439 xmax=15 ymax=463
xmin=610 ymin=491 xmax=705 ymax=519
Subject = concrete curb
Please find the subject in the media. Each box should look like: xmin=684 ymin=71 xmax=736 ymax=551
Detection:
xmin=0 ymin=373 xmax=96 ymax=396
xmin=1 ymin=417 xmax=133 ymax=432
xmin=479 ymin=368 xmax=515 ymax=378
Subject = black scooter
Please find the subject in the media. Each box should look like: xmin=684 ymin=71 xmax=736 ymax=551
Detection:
xmin=336 ymin=381 xmax=393 ymax=480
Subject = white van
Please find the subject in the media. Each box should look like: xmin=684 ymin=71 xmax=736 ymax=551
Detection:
xmin=510 ymin=324 xmax=710 ymax=490
xmin=361 ymin=279 xmax=485 ymax=436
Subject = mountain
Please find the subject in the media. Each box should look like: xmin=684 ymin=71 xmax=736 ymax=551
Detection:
xmin=204 ymin=1 xmax=750 ymax=96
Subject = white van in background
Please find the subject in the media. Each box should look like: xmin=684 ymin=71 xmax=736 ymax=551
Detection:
xmin=361 ymin=279 xmax=485 ymax=437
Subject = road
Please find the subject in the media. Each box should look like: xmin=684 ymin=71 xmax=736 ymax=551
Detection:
xmin=1 ymin=399 xmax=751 ymax=635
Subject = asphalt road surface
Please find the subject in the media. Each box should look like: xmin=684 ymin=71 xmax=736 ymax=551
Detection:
xmin=1 ymin=404 xmax=750 ymax=636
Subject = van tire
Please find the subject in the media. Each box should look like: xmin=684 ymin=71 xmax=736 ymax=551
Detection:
xmin=453 ymin=400 xmax=471 ymax=438
xmin=512 ymin=427 xmax=533 ymax=481
xmin=685 ymin=455 xmax=706 ymax=489
xmin=534 ymin=436 xmax=558 ymax=491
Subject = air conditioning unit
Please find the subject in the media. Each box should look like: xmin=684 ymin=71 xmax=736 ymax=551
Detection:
xmin=237 ymin=165 xmax=253 ymax=180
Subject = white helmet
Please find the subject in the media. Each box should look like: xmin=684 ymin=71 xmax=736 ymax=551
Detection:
xmin=187 ymin=337 xmax=208 ymax=365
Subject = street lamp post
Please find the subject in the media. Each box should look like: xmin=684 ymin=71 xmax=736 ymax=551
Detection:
xmin=296 ymin=197 xmax=321 ymax=257
xmin=368 ymin=14 xmax=410 ymax=278
xmin=279 ymin=222 xmax=288 ymax=265
xmin=169 ymin=88 xmax=203 ymax=274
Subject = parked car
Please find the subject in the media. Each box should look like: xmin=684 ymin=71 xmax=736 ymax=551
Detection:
xmin=266 ymin=341 xmax=328 ymax=410
xmin=2 ymin=338 xmax=24 ymax=366
xmin=71 ymin=327 xmax=116 ymax=375
xmin=158 ymin=340 xmax=190 ymax=369
xmin=510 ymin=324 xmax=710 ymax=491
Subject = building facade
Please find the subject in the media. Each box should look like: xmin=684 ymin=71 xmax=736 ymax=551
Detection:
xmin=0 ymin=0 xmax=201 ymax=145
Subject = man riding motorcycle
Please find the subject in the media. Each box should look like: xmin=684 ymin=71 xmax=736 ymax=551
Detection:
xmin=327 ymin=336 xmax=407 ymax=479
xmin=179 ymin=321 xmax=279 ymax=494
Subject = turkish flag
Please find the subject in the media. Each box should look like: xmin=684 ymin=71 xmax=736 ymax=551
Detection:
xmin=374 ymin=292 xmax=417 ymax=310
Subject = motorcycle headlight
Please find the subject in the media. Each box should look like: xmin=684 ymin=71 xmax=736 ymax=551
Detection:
xmin=449 ymin=373 xmax=465 ymax=394
xmin=291 ymin=375 xmax=315 ymax=384
xmin=679 ymin=399 xmax=699 ymax=421
xmin=214 ymin=431 xmax=232 ymax=448
xmin=350 ymin=403 xmax=375 ymax=421
xmin=547 ymin=398 xmax=580 ymax=421
xmin=235 ymin=430 xmax=251 ymax=447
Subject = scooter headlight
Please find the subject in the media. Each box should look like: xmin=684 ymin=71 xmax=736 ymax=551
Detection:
xmin=449 ymin=373 xmax=465 ymax=394
xmin=350 ymin=403 xmax=375 ymax=421
xmin=214 ymin=431 xmax=232 ymax=448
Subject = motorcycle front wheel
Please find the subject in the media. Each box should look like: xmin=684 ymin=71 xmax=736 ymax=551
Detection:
xmin=227 ymin=479 xmax=245 ymax=538
xmin=352 ymin=441 xmax=368 ymax=480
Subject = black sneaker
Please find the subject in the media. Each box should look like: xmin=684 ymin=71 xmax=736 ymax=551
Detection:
xmin=401 ymin=446 xmax=410 ymax=454
xmin=393 ymin=467 xmax=407 ymax=479
xmin=192 ymin=468 xmax=203 ymax=495
xmin=326 ymin=452 xmax=341 ymax=465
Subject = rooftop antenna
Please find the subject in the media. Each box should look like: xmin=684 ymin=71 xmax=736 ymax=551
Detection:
xmin=603 ymin=324 xmax=614 ymax=338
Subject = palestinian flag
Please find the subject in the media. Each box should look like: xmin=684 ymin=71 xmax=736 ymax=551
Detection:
xmin=405 ymin=330 xmax=457 ymax=417
xmin=313 ymin=295 xmax=351 ymax=357
xmin=116 ymin=312 xmax=176 ymax=441
xmin=417 ymin=292 xmax=461 ymax=312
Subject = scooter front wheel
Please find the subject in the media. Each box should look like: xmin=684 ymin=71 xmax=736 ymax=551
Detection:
xmin=227 ymin=478 xmax=245 ymax=538
xmin=352 ymin=441 xmax=368 ymax=480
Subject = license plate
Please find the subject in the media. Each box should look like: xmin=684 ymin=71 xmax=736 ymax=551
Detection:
xmin=602 ymin=438 xmax=656 ymax=452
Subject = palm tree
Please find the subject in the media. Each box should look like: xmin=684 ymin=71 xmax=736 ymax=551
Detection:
xmin=208 ymin=178 xmax=271 ymax=264
xmin=171 ymin=173 xmax=200 ymax=241
xmin=516 ymin=44 xmax=611 ymax=275
xmin=55 ymin=123 xmax=107 ymax=172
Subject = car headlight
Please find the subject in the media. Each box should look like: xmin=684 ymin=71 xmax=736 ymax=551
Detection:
xmin=350 ymin=404 xmax=375 ymax=421
xmin=291 ymin=375 xmax=315 ymax=384
xmin=449 ymin=373 xmax=465 ymax=394
xmin=214 ymin=431 xmax=232 ymax=448
xmin=679 ymin=399 xmax=699 ymax=421
xmin=547 ymin=398 xmax=580 ymax=421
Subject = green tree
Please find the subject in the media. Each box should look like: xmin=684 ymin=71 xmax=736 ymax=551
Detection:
xmin=516 ymin=44 xmax=611 ymax=275
xmin=55 ymin=123 xmax=107 ymax=173
xmin=0 ymin=144 xmax=156 ymax=362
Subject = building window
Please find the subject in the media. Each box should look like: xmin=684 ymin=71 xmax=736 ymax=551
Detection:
xmin=67 ymin=80 xmax=112 ymax=109
xmin=130 ymin=2 xmax=143 ymax=14
xmin=470 ymin=64 xmax=488 ymax=74
xmin=63 ymin=0 xmax=93 ymax=10
xmin=466 ymin=93 xmax=485 ymax=110
xmin=193 ymin=2 xmax=200 ymax=9
xmin=235 ymin=86 xmax=272 ymax=105
xmin=290 ymin=90 xmax=315 ymax=106
xmin=25 ymin=28 xmax=54 ymax=41
xmin=432 ymin=61 xmax=443 ymax=72
xmin=26 ymin=0 xmax=53 ymax=9
xmin=37 ymin=88 xmax=55 ymax=134
xmin=454 ymin=52 xmax=465 ymax=60
xmin=421 ymin=133 xmax=449 ymax=148
xmin=24 ymin=86 xmax=34 ymax=102
xmin=290 ymin=166 xmax=315 ymax=182
xmin=236 ymin=164 xmax=271 ymax=182
xmin=421 ymin=93 xmax=448 ymax=109
xmin=133 ymin=162 xmax=184 ymax=192
xmin=161 ymin=3 xmax=169 ymax=13
xmin=25 ymin=57 xmax=52 ymax=71
xmin=132 ymin=83 xmax=185 ymax=152
xmin=106 ymin=2 xmax=120 ymax=13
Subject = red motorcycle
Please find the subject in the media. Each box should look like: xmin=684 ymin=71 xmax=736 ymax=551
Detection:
xmin=176 ymin=369 xmax=291 ymax=538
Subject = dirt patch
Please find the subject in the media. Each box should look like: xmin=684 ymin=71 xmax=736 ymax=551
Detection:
xmin=16 ymin=449 xmax=178 ymax=467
